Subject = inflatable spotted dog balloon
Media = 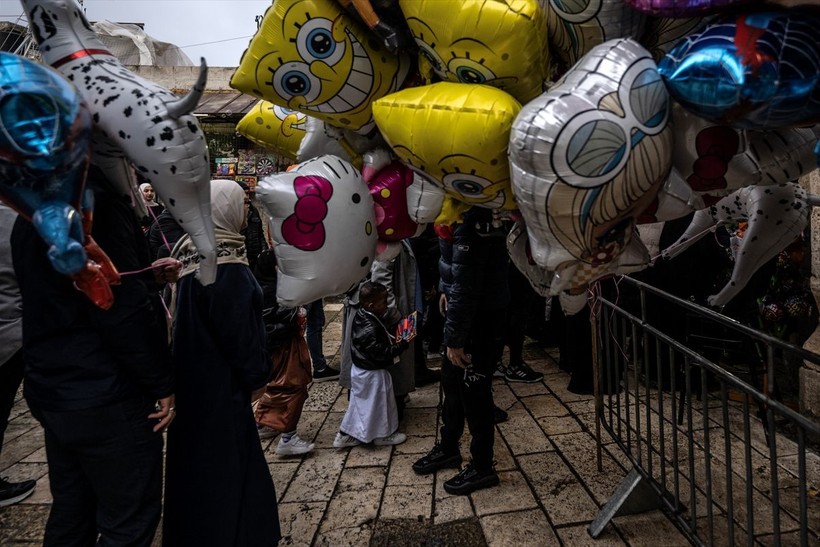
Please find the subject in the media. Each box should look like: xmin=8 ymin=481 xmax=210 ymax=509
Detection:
xmin=20 ymin=0 xmax=218 ymax=285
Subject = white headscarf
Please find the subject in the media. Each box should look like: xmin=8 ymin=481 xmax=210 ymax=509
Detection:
xmin=210 ymin=179 xmax=245 ymax=234
xmin=139 ymin=182 xmax=158 ymax=206
xmin=172 ymin=180 xmax=248 ymax=278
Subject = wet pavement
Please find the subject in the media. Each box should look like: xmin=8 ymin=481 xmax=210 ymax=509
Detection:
xmin=0 ymin=300 xmax=690 ymax=546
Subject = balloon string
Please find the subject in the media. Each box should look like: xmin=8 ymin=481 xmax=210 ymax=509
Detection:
xmin=649 ymin=222 xmax=723 ymax=262
xmin=145 ymin=203 xmax=173 ymax=254
xmin=120 ymin=264 xmax=164 ymax=277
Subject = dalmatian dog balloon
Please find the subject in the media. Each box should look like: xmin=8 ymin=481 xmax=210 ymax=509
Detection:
xmin=662 ymin=182 xmax=820 ymax=307
xmin=20 ymin=0 xmax=218 ymax=285
xmin=510 ymin=38 xmax=672 ymax=292
xmin=257 ymin=155 xmax=377 ymax=307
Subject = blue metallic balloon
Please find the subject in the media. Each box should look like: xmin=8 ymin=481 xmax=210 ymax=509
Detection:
xmin=658 ymin=11 xmax=820 ymax=129
xmin=0 ymin=52 xmax=91 ymax=218
xmin=0 ymin=52 xmax=92 ymax=274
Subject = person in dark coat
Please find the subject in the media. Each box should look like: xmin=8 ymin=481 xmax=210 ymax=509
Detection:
xmin=237 ymin=181 xmax=269 ymax=271
xmin=412 ymin=207 xmax=509 ymax=496
xmin=164 ymin=179 xmax=280 ymax=547
xmin=147 ymin=208 xmax=185 ymax=260
xmin=252 ymin=249 xmax=315 ymax=456
xmin=10 ymin=165 xmax=176 ymax=546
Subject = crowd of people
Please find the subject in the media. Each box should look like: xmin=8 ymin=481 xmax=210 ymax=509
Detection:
xmin=1 ymin=166 xmax=811 ymax=546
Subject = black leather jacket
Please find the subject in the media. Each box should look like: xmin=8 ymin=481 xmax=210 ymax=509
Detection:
xmin=350 ymin=308 xmax=408 ymax=370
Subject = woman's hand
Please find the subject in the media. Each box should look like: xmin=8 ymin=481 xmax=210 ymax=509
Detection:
xmin=152 ymin=258 xmax=182 ymax=285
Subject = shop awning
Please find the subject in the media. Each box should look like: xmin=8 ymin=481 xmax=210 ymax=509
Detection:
xmin=189 ymin=91 xmax=258 ymax=117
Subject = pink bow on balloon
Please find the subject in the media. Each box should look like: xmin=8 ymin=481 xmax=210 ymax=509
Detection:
xmin=281 ymin=175 xmax=334 ymax=251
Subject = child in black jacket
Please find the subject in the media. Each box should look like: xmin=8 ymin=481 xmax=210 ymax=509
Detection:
xmin=334 ymin=282 xmax=409 ymax=447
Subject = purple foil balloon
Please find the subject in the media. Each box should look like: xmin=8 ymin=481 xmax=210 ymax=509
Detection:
xmin=626 ymin=0 xmax=750 ymax=18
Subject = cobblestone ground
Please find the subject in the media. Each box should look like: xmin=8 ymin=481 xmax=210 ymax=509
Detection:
xmin=0 ymin=299 xmax=689 ymax=546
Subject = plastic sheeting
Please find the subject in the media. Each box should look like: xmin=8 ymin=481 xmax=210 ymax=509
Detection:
xmin=92 ymin=20 xmax=193 ymax=66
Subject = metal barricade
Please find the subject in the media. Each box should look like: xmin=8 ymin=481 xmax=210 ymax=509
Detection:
xmin=589 ymin=276 xmax=820 ymax=546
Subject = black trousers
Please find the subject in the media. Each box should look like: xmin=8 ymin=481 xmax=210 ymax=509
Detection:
xmin=0 ymin=348 xmax=25 ymax=449
xmin=440 ymin=309 xmax=505 ymax=473
xmin=32 ymin=397 xmax=163 ymax=547
xmin=504 ymin=265 xmax=537 ymax=365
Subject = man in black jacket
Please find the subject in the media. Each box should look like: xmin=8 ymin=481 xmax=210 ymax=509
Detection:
xmin=412 ymin=208 xmax=510 ymax=495
xmin=11 ymin=166 xmax=177 ymax=546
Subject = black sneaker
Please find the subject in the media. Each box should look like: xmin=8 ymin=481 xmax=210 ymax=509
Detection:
xmin=504 ymin=362 xmax=544 ymax=383
xmin=412 ymin=444 xmax=462 ymax=475
xmin=443 ymin=463 xmax=499 ymax=495
xmin=492 ymin=362 xmax=506 ymax=378
xmin=0 ymin=477 xmax=36 ymax=507
xmin=312 ymin=366 xmax=340 ymax=383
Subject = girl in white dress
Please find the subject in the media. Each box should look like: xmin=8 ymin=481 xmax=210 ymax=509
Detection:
xmin=334 ymin=282 xmax=409 ymax=447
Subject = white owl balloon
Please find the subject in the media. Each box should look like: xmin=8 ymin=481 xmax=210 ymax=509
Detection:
xmin=509 ymin=38 xmax=672 ymax=292
xmin=257 ymin=155 xmax=377 ymax=307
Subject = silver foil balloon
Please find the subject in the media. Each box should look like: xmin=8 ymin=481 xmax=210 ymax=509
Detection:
xmin=662 ymin=181 xmax=817 ymax=307
xmin=671 ymin=104 xmax=820 ymax=205
xmin=545 ymin=0 xmax=646 ymax=68
xmin=507 ymin=219 xmax=554 ymax=297
xmin=510 ymin=38 xmax=671 ymax=291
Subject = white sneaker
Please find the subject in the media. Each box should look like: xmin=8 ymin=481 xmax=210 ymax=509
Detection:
xmin=373 ymin=431 xmax=407 ymax=446
xmin=333 ymin=432 xmax=362 ymax=448
xmin=257 ymin=425 xmax=279 ymax=440
xmin=275 ymin=434 xmax=315 ymax=456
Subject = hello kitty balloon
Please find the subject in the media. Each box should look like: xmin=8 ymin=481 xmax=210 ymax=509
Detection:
xmin=257 ymin=155 xmax=377 ymax=306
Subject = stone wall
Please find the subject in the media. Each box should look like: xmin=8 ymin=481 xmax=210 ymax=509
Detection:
xmin=126 ymin=65 xmax=236 ymax=92
xmin=802 ymin=169 xmax=820 ymax=421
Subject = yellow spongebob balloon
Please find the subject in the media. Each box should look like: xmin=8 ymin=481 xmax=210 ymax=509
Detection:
xmin=399 ymin=0 xmax=549 ymax=103
xmin=236 ymin=101 xmax=307 ymax=160
xmin=373 ymin=82 xmax=521 ymax=210
xmin=231 ymin=0 xmax=408 ymax=134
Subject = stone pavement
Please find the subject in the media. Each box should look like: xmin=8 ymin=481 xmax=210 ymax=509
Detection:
xmin=0 ymin=299 xmax=690 ymax=546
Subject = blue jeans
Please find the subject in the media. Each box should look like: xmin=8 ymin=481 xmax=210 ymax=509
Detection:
xmin=305 ymin=299 xmax=327 ymax=371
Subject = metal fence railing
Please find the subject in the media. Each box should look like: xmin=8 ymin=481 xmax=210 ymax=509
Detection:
xmin=589 ymin=276 xmax=820 ymax=546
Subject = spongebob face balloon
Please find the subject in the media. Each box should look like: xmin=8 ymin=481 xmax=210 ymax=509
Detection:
xmin=231 ymin=0 xmax=408 ymax=134
xmin=236 ymin=101 xmax=307 ymax=160
xmin=256 ymin=155 xmax=377 ymax=307
xmin=373 ymin=82 xmax=521 ymax=210
xmin=509 ymin=38 xmax=672 ymax=289
xmin=399 ymin=0 xmax=549 ymax=103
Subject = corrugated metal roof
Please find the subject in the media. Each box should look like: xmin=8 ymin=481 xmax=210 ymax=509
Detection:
xmin=193 ymin=91 xmax=258 ymax=117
